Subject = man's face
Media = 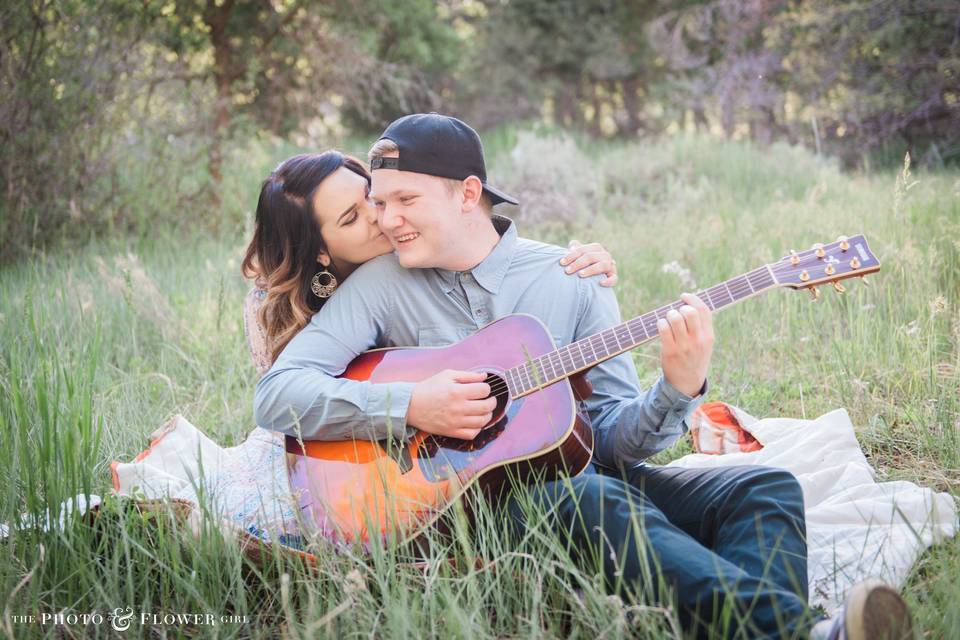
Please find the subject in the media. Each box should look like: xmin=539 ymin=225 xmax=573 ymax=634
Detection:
xmin=370 ymin=154 xmax=463 ymax=269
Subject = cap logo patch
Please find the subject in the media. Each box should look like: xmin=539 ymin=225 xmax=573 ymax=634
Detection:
xmin=370 ymin=157 xmax=400 ymax=171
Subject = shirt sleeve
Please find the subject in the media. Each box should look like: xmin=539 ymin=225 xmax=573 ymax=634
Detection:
xmin=574 ymin=278 xmax=706 ymax=469
xmin=252 ymin=260 xmax=416 ymax=441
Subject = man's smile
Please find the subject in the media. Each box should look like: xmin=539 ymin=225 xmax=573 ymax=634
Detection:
xmin=395 ymin=232 xmax=421 ymax=244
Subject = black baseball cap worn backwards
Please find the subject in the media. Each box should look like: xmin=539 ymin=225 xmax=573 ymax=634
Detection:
xmin=371 ymin=113 xmax=519 ymax=206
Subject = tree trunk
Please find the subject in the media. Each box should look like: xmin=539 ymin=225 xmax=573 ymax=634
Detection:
xmin=589 ymin=81 xmax=604 ymax=137
xmin=621 ymin=77 xmax=643 ymax=136
xmin=204 ymin=0 xmax=238 ymax=214
xmin=556 ymin=81 xmax=578 ymax=127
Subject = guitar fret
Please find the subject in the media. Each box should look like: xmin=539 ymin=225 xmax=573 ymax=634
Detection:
xmin=535 ymin=356 xmax=550 ymax=383
xmin=545 ymin=354 xmax=557 ymax=380
xmin=610 ymin=328 xmax=623 ymax=351
xmin=702 ymin=288 xmax=715 ymax=311
xmin=567 ymin=344 xmax=580 ymax=371
xmin=603 ymin=331 xmax=617 ymax=354
xmin=590 ymin=334 xmax=607 ymax=360
xmin=640 ymin=320 xmax=650 ymax=340
xmin=747 ymin=268 xmax=771 ymax=292
xmin=719 ymin=282 xmax=733 ymax=306
xmin=704 ymin=286 xmax=717 ymax=309
xmin=575 ymin=341 xmax=587 ymax=369
xmin=520 ymin=362 xmax=532 ymax=390
xmin=587 ymin=335 xmax=599 ymax=361
xmin=558 ymin=345 xmax=572 ymax=375
xmin=641 ymin=314 xmax=655 ymax=338
xmin=616 ymin=324 xmax=631 ymax=350
xmin=765 ymin=264 xmax=778 ymax=286
xmin=539 ymin=354 xmax=552 ymax=381
xmin=759 ymin=268 xmax=775 ymax=288
xmin=723 ymin=279 xmax=735 ymax=303
xmin=588 ymin=336 xmax=599 ymax=359
xmin=729 ymin=276 xmax=748 ymax=298
xmin=587 ymin=336 xmax=600 ymax=362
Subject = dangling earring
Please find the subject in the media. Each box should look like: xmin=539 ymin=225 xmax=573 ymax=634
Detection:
xmin=311 ymin=268 xmax=337 ymax=298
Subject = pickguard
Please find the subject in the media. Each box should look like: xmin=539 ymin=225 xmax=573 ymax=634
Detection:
xmin=416 ymin=397 xmax=526 ymax=481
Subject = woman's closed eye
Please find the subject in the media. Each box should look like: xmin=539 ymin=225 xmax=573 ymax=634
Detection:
xmin=338 ymin=204 xmax=359 ymax=226
xmin=341 ymin=187 xmax=375 ymax=225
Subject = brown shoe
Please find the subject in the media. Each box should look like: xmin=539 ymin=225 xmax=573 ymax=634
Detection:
xmin=810 ymin=578 xmax=915 ymax=640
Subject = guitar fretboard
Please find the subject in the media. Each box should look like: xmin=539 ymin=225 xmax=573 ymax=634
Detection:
xmin=504 ymin=265 xmax=778 ymax=398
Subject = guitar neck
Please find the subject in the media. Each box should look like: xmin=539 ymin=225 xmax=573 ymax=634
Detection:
xmin=505 ymin=265 xmax=780 ymax=398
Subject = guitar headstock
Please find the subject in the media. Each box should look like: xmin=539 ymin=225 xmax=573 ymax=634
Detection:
xmin=770 ymin=235 xmax=880 ymax=298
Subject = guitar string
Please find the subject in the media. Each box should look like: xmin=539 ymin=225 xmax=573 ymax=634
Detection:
xmin=512 ymin=271 xmax=765 ymax=385
xmin=492 ymin=270 xmax=769 ymax=398
xmin=485 ymin=253 xmax=855 ymax=397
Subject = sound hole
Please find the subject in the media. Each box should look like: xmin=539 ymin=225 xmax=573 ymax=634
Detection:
xmin=482 ymin=371 xmax=509 ymax=430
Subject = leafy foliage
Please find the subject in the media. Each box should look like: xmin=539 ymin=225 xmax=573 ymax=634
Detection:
xmin=1 ymin=0 xmax=957 ymax=260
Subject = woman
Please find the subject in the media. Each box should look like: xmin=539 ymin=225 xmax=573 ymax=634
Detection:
xmin=111 ymin=150 xmax=620 ymax=551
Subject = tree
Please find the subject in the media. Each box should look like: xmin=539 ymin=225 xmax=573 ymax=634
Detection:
xmin=0 ymin=0 xmax=160 ymax=259
xmin=464 ymin=0 xmax=663 ymax=136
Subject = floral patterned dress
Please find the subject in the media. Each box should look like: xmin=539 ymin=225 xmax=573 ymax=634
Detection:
xmin=110 ymin=284 xmax=305 ymax=549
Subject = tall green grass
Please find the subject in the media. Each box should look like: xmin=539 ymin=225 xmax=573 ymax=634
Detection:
xmin=0 ymin=134 xmax=957 ymax=638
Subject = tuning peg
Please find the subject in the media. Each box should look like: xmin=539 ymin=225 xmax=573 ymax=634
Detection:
xmin=850 ymin=257 xmax=861 ymax=270
xmin=790 ymin=250 xmax=800 ymax=265
xmin=832 ymin=282 xmax=846 ymax=294
xmin=809 ymin=287 xmax=820 ymax=301
xmin=860 ymin=276 xmax=870 ymax=286
xmin=812 ymin=243 xmax=825 ymax=258
xmin=837 ymin=235 xmax=850 ymax=251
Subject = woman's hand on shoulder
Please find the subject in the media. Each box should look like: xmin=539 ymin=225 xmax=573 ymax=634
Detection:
xmin=560 ymin=240 xmax=618 ymax=287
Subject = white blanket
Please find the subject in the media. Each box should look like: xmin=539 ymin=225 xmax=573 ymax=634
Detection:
xmin=667 ymin=407 xmax=958 ymax=613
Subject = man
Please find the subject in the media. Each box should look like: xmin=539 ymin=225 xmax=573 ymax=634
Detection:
xmin=254 ymin=113 xmax=913 ymax=639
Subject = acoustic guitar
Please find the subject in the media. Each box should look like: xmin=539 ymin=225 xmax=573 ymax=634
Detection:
xmin=285 ymin=235 xmax=880 ymax=546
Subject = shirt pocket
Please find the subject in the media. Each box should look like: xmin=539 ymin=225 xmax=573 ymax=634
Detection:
xmin=417 ymin=325 xmax=475 ymax=347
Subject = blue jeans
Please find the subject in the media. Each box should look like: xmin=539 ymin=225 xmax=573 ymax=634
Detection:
xmin=496 ymin=464 xmax=815 ymax=639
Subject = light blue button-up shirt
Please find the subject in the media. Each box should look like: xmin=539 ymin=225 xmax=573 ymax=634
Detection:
xmin=254 ymin=216 xmax=704 ymax=469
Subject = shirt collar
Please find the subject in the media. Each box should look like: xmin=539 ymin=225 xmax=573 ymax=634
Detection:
xmin=436 ymin=215 xmax=517 ymax=295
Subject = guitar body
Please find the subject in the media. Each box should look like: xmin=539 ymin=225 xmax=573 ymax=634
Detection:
xmin=285 ymin=313 xmax=594 ymax=546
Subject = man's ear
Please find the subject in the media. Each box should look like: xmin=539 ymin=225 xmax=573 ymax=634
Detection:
xmin=460 ymin=175 xmax=484 ymax=213
xmin=317 ymin=251 xmax=331 ymax=268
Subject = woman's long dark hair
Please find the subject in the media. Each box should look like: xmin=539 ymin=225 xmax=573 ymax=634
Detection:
xmin=241 ymin=151 xmax=371 ymax=364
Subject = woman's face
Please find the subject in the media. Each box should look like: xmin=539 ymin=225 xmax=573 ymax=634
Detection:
xmin=311 ymin=166 xmax=393 ymax=277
